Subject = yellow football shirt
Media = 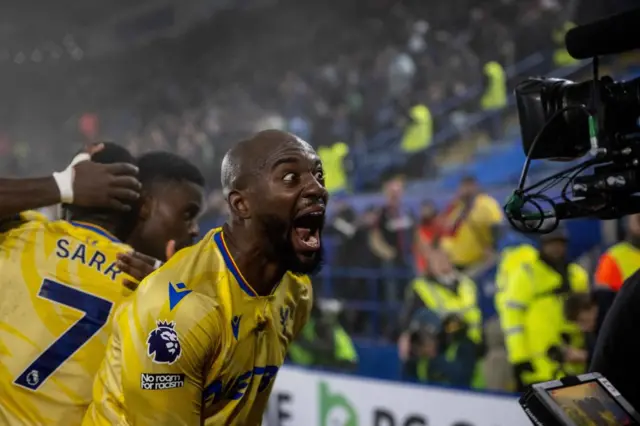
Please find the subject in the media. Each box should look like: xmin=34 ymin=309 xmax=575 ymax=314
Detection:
xmin=0 ymin=219 xmax=134 ymax=425
xmin=83 ymin=227 xmax=313 ymax=426
xmin=441 ymin=193 xmax=504 ymax=267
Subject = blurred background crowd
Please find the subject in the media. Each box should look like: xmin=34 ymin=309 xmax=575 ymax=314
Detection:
xmin=3 ymin=0 xmax=640 ymax=394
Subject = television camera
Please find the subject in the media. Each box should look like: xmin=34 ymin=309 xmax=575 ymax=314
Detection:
xmin=505 ymin=7 xmax=640 ymax=234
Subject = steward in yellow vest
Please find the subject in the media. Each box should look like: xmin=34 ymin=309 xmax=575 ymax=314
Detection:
xmin=500 ymin=229 xmax=588 ymax=391
xmin=480 ymin=61 xmax=507 ymax=111
xmin=289 ymin=303 xmax=358 ymax=372
xmin=318 ymin=142 xmax=349 ymax=194
xmin=400 ymin=104 xmax=432 ymax=154
xmin=593 ymin=214 xmax=640 ymax=332
xmin=495 ymin=243 xmax=539 ymax=318
xmin=553 ymin=22 xmax=578 ymax=68
xmin=595 ymin=216 xmax=640 ymax=293
xmin=409 ymin=310 xmax=483 ymax=388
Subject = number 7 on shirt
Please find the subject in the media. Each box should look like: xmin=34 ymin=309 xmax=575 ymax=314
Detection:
xmin=13 ymin=279 xmax=114 ymax=391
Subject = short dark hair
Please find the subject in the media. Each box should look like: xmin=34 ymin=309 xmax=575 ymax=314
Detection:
xmin=137 ymin=151 xmax=205 ymax=189
xmin=565 ymin=293 xmax=596 ymax=322
xmin=66 ymin=142 xmax=137 ymax=219
xmin=89 ymin=142 xmax=136 ymax=166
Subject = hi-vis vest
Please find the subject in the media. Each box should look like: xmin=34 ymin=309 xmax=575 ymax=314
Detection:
xmin=288 ymin=318 xmax=357 ymax=366
xmin=501 ymin=258 xmax=588 ymax=385
xmin=480 ymin=61 xmax=507 ymax=111
xmin=595 ymin=241 xmax=640 ymax=292
xmin=318 ymin=142 xmax=349 ymax=193
xmin=411 ymin=276 xmax=482 ymax=344
xmin=553 ymin=22 xmax=578 ymax=68
xmin=401 ymin=104 xmax=433 ymax=153
xmin=495 ymin=244 xmax=539 ymax=317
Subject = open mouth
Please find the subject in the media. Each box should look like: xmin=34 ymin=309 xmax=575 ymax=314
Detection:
xmin=292 ymin=208 xmax=324 ymax=251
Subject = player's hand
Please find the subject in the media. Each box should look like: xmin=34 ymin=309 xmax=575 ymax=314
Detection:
xmin=71 ymin=143 xmax=142 ymax=211
xmin=117 ymin=240 xmax=177 ymax=290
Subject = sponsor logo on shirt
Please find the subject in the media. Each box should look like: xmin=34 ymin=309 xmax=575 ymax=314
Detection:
xmin=140 ymin=373 xmax=185 ymax=390
xmin=147 ymin=320 xmax=181 ymax=364
xmin=204 ymin=365 xmax=280 ymax=404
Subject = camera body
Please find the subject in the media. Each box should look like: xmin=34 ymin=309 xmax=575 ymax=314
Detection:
xmin=516 ymin=76 xmax=640 ymax=161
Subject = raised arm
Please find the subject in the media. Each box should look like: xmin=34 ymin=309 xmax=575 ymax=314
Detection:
xmin=0 ymin=152 xmax=140 ymax=220
xmin=0 ymin=177 xmax=61 ymax=219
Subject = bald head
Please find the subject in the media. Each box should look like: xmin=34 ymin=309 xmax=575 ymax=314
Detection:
xmin=221 ymin=129 xmax=313 ymax=197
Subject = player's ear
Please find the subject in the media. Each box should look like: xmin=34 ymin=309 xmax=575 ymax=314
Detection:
xmin=228 ymin=190 xmax=250 ymax=219
xmin=137 ymin=194 xmax=153 ymax=221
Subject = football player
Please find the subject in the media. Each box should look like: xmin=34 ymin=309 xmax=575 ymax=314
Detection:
xmin=83 ymin=130 xmax=327 ymax=425
xmin=0 ymin=146 xmax=205 ymax=425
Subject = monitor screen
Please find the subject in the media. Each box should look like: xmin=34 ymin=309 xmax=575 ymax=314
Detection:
xmin=548 ymin=381 xmax=633 ymax=426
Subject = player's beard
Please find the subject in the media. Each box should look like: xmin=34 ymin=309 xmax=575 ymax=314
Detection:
xmin=257 ymin=213 xmax=325 ymax=276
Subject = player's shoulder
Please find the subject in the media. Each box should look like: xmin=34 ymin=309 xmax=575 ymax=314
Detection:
xmin=157 ymin=227 xmax=231 ymax=278
xmin=19 ymin=209 xmax=50 ymax=223
xmin=134 ymin=230 xmax=226 ymax=315
xmin=285 ymin=271 xmax=312 ymax=287
xmin=130 ymin=270 xmax=223 ymax=335
xmin=0 ymin=210 xmax=46 ymax=234
xmin=283 ymin=272 xmax=313 ymax=302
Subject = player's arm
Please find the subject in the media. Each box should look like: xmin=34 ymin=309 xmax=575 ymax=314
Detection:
xmin=120 ymin=290 xmax=224 ymax=425
xmin=0 ymin=177 xmax=61 ymax=220
xmin=0 ymin=150 xmax=140 ymax=220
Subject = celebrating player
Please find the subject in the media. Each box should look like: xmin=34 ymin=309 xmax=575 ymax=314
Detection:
xmin=0 ymin=145 xmax=205 ymax=425
xmin=83 ymin=130 xmax=327 ymax=425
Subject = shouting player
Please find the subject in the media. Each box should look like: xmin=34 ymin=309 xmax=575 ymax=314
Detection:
xmin=84 ymin=130 xmax=327 ymax=425
xmin=0 ymin=145 xmax=205 ymax=425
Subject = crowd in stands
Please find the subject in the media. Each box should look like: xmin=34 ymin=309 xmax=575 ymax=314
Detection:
xmin=3 ymin=0 xmax=578 ymax=193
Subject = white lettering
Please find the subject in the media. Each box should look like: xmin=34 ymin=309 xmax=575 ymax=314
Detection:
xmin=140 ymin=373 xmax=185 ymax=390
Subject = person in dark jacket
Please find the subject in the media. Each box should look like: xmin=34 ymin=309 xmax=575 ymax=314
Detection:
xmin=404 ymin=309 xmax=478 ymax=387
xmin=590 ymin=269 xmax=640 ymax=410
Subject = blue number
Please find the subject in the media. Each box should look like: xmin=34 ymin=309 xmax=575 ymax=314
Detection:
xmin=13 ymin=279 xmax=113 ymax=391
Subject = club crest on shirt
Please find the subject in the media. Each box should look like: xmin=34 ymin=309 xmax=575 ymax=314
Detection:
xmin=147 ymin=320 xmax=181 ymax=365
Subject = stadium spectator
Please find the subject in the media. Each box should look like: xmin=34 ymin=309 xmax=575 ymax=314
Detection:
xmin=479 ymin=60 xmax=507 ymax=140
xmin=593 ymin=213 xmax=640 ymax=332
xmin=288 ymin=299 xmax=359 ymax=373
xmin=398 ymin=248 xmax=482 ymax=365
xmin=594 ymin=213 xmax=640 ymax=293
xmin=440 ymin=175 xmax=504 ymax=276
xmin=325 ymin=194 xmax=358 ymax=298
xmin=403 ymin=309 xmax=481 ymax=388
xmin=413 ymin=199 xmax=440 ymax=277
xmin=370 ymin=176 xmax=415 ymax=305
xmin=562 ymin=293 xmax=598 ymax=372
xmin=345 ymin=206 xmax=385 ymax=335
xmin=400 ymin=100 xmax=433 ymax=178
xmin=482 ymin=317 xmax=515 ymax=392
xmin=500 ymin=228 xmax=589 ymax=392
